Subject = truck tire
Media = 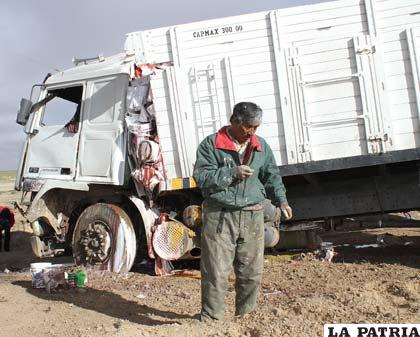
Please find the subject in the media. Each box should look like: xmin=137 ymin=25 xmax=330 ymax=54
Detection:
xmin=72 ymin=203 xmax=136 ymax=274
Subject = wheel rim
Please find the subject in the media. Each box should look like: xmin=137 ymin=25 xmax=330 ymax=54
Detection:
xmin=77 ymin=220 xmax=112 ymax=265
xmin=73 ymin=203 xmax=137 ymax=273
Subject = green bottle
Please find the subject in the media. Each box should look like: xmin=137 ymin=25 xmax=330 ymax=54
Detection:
xmin=76 ymin=271 xmax=87 ymax=288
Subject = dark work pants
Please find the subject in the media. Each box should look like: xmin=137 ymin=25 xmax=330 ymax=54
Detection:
xmin=200 ymin=201 xmax=265 ymax=321
xmin=0 ymin=228 xmax=10 ymax=251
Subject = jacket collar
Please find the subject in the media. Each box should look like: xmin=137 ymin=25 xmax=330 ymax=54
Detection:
xmin=214 ymin=126 xmax=262 ymax=152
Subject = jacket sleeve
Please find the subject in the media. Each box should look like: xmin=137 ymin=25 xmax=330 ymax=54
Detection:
xmin=193 ymin=137 xmax=237 ymax=192
xmin=259 ymin=141 xmax=288 ymax=204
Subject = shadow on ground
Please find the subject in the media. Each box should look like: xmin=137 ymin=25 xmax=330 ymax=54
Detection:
xmin=319 ymin=218 xmax=420 ymax=268
xmin=268 ymin=214 xmax=420 ymax=268
xmin=332 ymin=245 xmax=420 ymax=268
xmin=0 ymin=231 xmax=73 ymax=271
xmin=13 ymin=280 xmax=198 ymax=326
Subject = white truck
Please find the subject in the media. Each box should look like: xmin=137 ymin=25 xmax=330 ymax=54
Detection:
xmin=15 ymin=0 xmax=420 ymax=273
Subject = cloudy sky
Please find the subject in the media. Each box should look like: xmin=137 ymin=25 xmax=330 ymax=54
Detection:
xmin=0 ymin=0 xmax=327 ymax=171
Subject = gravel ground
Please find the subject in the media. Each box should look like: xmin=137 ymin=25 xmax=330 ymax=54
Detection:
xmin=0 ymin=173 xmax=419 ymax=337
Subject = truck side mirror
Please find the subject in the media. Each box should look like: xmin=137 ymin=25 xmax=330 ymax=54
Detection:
xmin=16 ymin=98 xmax=33 ymax=126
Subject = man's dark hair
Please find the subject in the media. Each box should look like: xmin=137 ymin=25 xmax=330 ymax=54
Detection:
xmin=230 ymin=102 xmax=262 ymax=125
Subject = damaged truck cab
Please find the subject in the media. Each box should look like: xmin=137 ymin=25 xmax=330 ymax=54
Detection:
xmin=15 ymin=54 xmax=200 ymax=274
xmin=15 ymin=54 xmax=146 ymax=273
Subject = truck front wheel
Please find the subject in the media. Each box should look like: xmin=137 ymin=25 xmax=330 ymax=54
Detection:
xmin=72 ymin=203 xmax=136 ymax=273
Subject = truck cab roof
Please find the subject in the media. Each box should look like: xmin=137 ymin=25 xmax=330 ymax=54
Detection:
xmin=45 ymin=53 xmax=134 ymax=86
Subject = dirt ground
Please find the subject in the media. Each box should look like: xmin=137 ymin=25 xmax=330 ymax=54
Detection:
xmin=0 ymin=172 xmax=419 ymax=337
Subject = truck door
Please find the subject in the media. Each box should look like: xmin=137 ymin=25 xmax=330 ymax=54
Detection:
xmin=23 ymin=84 xmax=84 ymax=181
xmin=76 ymin=74 xmax=128 ymax=184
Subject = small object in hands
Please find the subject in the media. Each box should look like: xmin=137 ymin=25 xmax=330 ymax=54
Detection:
xmin=280 ymin=203 xmax=293 ymax=220
xmin=236 ymin=165 xmax=254 ymax=179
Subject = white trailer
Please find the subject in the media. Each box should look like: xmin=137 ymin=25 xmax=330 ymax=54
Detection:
xmin=14 ymin=0 xmax=420 ymax=273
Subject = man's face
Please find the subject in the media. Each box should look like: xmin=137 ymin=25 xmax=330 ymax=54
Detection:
xmin=231 ymin=120 xmax=261 ymax=143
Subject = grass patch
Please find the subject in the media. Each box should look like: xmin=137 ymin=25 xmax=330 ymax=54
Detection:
xmin=0 ymin=171 xmax=16 ymax=181
xmin=0 ymin=190 xmax=18 ymax=195
xmin=0 ymin=171 xmax=16 ymax=176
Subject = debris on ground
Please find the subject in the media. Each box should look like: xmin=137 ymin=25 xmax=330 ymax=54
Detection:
xmin=1 ymin=203 xmax=420 ymax=337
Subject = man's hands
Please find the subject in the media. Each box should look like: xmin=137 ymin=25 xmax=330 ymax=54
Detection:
xmin=279 ymin=202 xmax=293 ymax=220
xmin=234 ymin=165 xmax=292 ymax=221
xmin=236 ymin=165 xmax=254 ymax=180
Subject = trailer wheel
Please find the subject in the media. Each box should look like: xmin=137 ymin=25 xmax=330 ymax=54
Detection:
xmin=72 ymin=203 xmax=136 ymax=273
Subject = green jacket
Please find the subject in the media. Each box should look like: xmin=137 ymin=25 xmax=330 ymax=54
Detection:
xmin=193 ymin=126 xmax=287 ymax=209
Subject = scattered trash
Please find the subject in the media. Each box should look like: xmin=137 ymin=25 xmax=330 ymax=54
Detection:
xmin=263 ymin=290 xmax=283 ymax=297
xmin=333 ymin=244 xmax=351 ymax=248
xmin=354 ymin=244 xmax=381 ymax=249
xmin=76 ymin=270 xmax=87 ymax=288
xmin=317 ymin=242 xmax=338 ymax=263
xmin=324 ymin=247 xmax=337 ymax=263
xmin=30 ymin=262 xmax=52 ymax=288
xmin=135 ymin=292 xmax=146 ymax=299
xmin=68 ymin=273 xmax=77 ymax=288
xmin=3 ymin=268 xmax=10 ymax=274
xmin=29 ymin=262 xmax=87 ymax=291
xmin=42 ymin=264 xmax=66 ymax=293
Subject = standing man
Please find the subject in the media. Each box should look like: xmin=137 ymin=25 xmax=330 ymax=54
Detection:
xmin=0 ymin=206 xmax=15 ymax=252
xmin=193 ymin=102 xmax=292 ymax=321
